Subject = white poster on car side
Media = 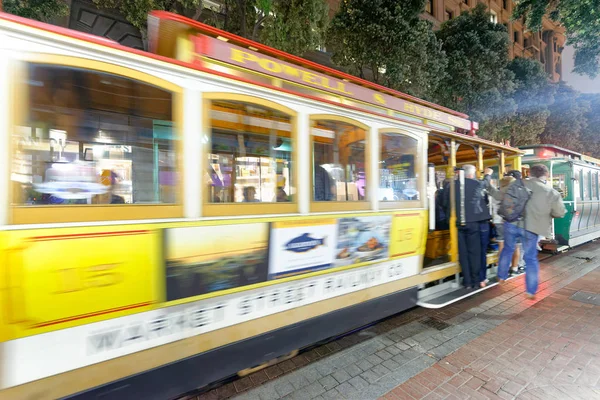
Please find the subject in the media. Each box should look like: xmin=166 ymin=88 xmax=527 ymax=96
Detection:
xmin=269 ymin=219 xmax=338 ymax=278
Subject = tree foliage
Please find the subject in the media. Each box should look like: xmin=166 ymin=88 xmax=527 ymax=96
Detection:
xmin=513 ymin=0 xmax=600 ymax=78
xmin=501 ymin=57 xmax=555 ymax=146
xmin=258 ymin=0 xmax=328 ymax=56
xmin=327 ymin=0 xmax=447 ymax=99
xmin=4 ymin=0 xmax=69 ymax=22
xmin=578 ymin=94 xmax=600 ymax=156
xmin=204 ymin=0 xmax=328 ymax=56
xmin=540 ymin=82 xmax=590 ymax=150
xmin=434 ymin=4 xmax=516 ymax=138
xmin=92 ymin=0 xmax=201 ymax=31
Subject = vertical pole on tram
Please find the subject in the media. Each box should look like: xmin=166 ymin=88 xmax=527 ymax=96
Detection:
xmin=428 ymin=163 xmax=436 ymax=231
xmin=477 ymin=145 xmax=484 ymax=179
xmin=458 ymin=169 xmax=466 ymax=227
xmin=449 ymin=140 xmax=459 ymax=275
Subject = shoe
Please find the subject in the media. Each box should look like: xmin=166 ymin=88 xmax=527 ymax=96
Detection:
xmin=526 ymin=293 xmax=535 ymax=300
xmin=498 ymin=279 xmax=506 ymax=285
xmin=480 ymin=279 xmax=489 ymax=288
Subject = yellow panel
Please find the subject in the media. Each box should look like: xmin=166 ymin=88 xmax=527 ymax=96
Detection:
xmin=389 ymin=212 xmax=426 ymax=259
xmin=0 ymin=227 xmax=161 ymax=340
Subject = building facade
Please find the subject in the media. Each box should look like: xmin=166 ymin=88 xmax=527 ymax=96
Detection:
xmin=328 ymin=0 xmax=566 ymax=83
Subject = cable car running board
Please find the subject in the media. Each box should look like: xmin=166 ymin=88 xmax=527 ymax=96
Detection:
xmin=417 ymin=272 xmax=524 ymax=309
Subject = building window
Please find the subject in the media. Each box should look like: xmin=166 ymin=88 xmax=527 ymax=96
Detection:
xmin=503 ymin=0 xmax=508 ymax=9
xmin=13 ymin=63 xmax=177 ymax=209
xmin=490 ymin=10 xmax=498 ymax=24
xmin=463 ymin=0 xmax=468 ymax=4
xmin=312 ymin=119 xmax=367 ymax=202
xmin=380 ymin=132 xmax=420 ymax=203
xmin=425 ymin=0 xmax=434 ymax=15
xmin=445 ymin=10 xmax=454 ymax=21
xmin=514 ymin=31 xmax=520 ymax=44
xmin=207 ymin=99 xmax=294 ymax=204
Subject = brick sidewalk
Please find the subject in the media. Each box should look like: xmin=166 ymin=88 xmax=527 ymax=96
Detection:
xmin=381 ymin=266 xmax=600 ymax=400
xmin=188 ymin=244 xmax=600 ymax=400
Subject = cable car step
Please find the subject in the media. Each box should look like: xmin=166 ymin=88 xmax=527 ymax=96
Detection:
xmin=417 ymin=271 xmax=524 ymax=309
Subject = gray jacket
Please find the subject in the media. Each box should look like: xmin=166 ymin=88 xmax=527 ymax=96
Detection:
xmin=486 ymin=176 xmax=566 ymax=237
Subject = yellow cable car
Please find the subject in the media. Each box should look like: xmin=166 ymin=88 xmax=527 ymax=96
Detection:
xmin=0 ymin=11 xmax=522 ymax=399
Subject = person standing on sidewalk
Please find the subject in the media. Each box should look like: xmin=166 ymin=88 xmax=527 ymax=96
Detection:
xmin=487 ymin=164 xmax=566 ymax=299
xmin=444 ymin=165 xmax=491 ymax=289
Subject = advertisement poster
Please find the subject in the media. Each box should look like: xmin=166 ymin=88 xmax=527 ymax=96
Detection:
xmin=390 ymin=213 xmax=426 ymax=258
xmin=268 ymin=219 xmax=338 ymax=278
xmin=165 ymin=223 xmax=270 ymax=301
xmin=333 ymin=216 xmax=392 ymax=267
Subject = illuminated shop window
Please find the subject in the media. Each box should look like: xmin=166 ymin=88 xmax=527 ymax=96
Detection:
xmin=207 ymin=100 xmax=294 ymax=204
xmin=12 ymin=64 xmax=176 ymax=207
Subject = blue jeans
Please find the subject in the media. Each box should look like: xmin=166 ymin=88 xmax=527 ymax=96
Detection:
xmin=498 ymin=222 xmax=539 ymax=295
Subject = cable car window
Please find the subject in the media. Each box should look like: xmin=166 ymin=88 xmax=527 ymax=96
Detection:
xmin=552 ymin=173 xmax=567 ymax=199
xmin=12 ymin=64 xmax=176 ymax=207
xmin=593 ymin=172 xmax=599 ymax=200
xmin=380 ymin=132 xmax=420 ymax=202
xmin=207 ymin=100 xmax=294 ymax=204
xmin=583 ymin=169 xmax=590 ymax=200
xmin=312 ymin=120 xmax=366 ymax=202
xmin=574 ymin=168 xmax=581 ymax=201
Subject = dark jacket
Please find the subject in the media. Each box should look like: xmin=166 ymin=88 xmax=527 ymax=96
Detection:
xmin=443 ymin=178 xmax=491 ymax=225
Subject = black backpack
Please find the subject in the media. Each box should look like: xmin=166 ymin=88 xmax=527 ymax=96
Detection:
xmin=498 ymin=178 xmax=531 ymax=223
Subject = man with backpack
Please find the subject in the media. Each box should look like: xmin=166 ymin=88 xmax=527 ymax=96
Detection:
xmin=485 ymin=165 xmax=566 ymax=298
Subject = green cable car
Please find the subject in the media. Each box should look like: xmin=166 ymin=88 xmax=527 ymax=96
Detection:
xmin=519 ymin=144 xmax=600 ymax=252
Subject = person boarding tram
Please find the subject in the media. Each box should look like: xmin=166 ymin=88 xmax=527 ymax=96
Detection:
xmin=444 ymin=165 xmax=491 ymax=289
xmin=488 ymin=171 xmax=523 ymax=276
xmin=486 ymin=165 xmax=566 ymax=298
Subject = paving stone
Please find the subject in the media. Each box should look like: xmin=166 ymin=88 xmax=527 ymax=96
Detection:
xmin=335 ymin=381 xmax=358 ymax=397
xmin=347 ymin=375 xmax=369 ymax=391
xmin=287 ymin=389 xmax=312 ymax=400
xmin=375 ymin=350 xmax=394 ymax=360
xmin=356 ymin=359 xmax=374 ymax=372
xmin=360 ymin=369 xmax=381 ymax=384
xmin=314 ymin=362 xmax=336 ymax=377
xmin=385 ymin=345 xmax=402 ymax=356
xmin=304 ymin=382 xmax=325 ymax=398
xmin=321 ymin=389 xmax=341 ymax=400
xmin=301 ymin=367 xmax=322 ymax=384
xmin=394 ymin=341 xmax=411 ymax=351
xmin=344 ymin=364 xmax=363 ymax=377
xmin=287 ymin=373 xmax=310 ymax=390
xmin=365 ymin=354 xmax=384 ymax=365
xmin=332 ymin=369 xmax=351 ymax=384
xmin=382 ymin=359 xmax=401 ymax=371
xmin=273 ymin=381 xmax=295 ymax=398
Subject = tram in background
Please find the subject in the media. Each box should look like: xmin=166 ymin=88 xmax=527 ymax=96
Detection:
xmin=519 ymin=144 xmax=600 ymax=252
xmin=0 ymin=11 xmax=522 ymax=400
